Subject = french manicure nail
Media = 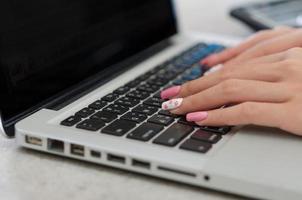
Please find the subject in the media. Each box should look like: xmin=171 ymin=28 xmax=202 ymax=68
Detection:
xmin=186 ymin=112 xmax=208 ymax=122
xmin=160 ymin=86 xmax=181 ymax=99
xmin=161 ymin=98 xmax=183 ymax=110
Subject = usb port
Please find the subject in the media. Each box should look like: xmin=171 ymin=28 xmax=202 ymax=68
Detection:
xmin=90 ymin=150 xmax=101 ymax=158
xmin=25 ymin=135 xmax=42 ymax=146
xmin=70 ymin=144 xmax=85 ymax=156
xmin=107 ymin=154 xmax=125 ymax=164
xmin=132 ymin=159 xmax=150 ymax=169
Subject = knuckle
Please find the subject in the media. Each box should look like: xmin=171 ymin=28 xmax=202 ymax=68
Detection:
xmin=286 ymin=47 xmax=302 ymax=57
xmin=220 ymin=79 xmax=241 ymax=97
xmin=218 ymin=67 xmax=233 ymax=81
xmin=183 ymin=81 xmax=195 ymax=94
xmin=239 ymin=103 xmax=257 ymax=122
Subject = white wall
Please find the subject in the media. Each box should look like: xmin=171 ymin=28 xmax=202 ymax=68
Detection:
xmin=174 ymin=0 xmax=267 ymax=37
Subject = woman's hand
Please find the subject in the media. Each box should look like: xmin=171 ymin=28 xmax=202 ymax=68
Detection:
xmin=160 ymin=48 xmax=302 ymax=136
xmin=201 ymin=26 xmax=302 ymax=67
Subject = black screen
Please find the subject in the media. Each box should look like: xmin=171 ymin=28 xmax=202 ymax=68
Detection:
xmin=0 ymin=0 xmax=176 ymax=123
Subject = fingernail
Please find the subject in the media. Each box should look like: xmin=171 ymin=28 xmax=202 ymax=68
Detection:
xmin=204 ymin=64 xmax=223 ymax=76
xmin=160 ymin=86 xmax=181 ymax=99
xmin=161 ymin=98 xmax=183 ymax=110
xmin=200 ymin=58 xmax=209 ymax=66
xmin=203 ymin=54 xmax=216 ymax=64
xmin=186 ymin=112 xmax=208 ymax=122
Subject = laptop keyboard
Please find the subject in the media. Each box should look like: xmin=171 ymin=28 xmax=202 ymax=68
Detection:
xmin=60 ymin=43 xmax=231 ymax=154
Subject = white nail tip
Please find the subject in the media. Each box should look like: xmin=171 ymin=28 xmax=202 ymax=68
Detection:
xmin=161 ymin=98 xmax=183 ymax=110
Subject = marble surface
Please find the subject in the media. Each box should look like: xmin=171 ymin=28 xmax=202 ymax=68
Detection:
xmin=0 ymin=1 xmax=264 ymax=200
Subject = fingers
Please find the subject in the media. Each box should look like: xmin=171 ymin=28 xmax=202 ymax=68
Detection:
xmin=162 ymin=80 xmax=289 ymax=115
xmin=163 ymin=60 xmax=282 ymax=99
xmin=188 ymin=102 xmax=283 ymax=128
xmin=201 ymin=27 xmax=294 ymax=66
xmin=225 ymin=29 xmax=302 ymax=65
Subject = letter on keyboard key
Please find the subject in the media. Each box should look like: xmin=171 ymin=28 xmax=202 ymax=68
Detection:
xmin=153 ymin=123 xmax=194 ymax=146
xmin=102 ymin=120 xmax=136 ymax=136
xmin=103 ymin=104 xmax=129 ymax=115
xmin=61 ymin=115 xmax=82 ymax=127
xmin=200 ymin=126 xmax=231 ymax=134
xmin=75 ymin=107 xmax=95 ymax=118
xmin=121 ymin=112 xmax=147 ymax=123
xmin=132 ymin=104 xmax=158 ymax=115
xmin=180 ymin=139 xmax=212 ymax=153
xmin=148 ymin=114 xmax=174 ymax=126
xmin=127 ymin=123 xmax=164 ymax=141
xmin=76 ymin=119 xmax=105 ymax=131
xmin=90 ymin=111 xmax=117 ymax=123
xmin=88 ymin=100 xmax=107 ymax=110
xmin=191 ymin=130 xmax=221 ymax=144
xmin=115 ymin=97 xmax=140 ymax=107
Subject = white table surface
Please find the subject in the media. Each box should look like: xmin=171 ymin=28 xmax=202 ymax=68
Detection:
xmin=0 ymin=1 xmax=265 ymax=200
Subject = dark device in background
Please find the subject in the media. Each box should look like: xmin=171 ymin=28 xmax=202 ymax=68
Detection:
xmin=230 ymin=0 xmax=302 ymax=31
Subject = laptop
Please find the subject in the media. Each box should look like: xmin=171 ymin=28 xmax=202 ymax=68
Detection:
xmin=1 ymin=0 xmax=302 ymax=199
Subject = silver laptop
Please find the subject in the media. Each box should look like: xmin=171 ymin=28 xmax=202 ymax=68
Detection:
xmin=1 ymin=1 xmax=302 ymax=199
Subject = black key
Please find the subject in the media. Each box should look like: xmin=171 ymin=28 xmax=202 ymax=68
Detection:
xmin=75 ymin=107 xmax=95 ymax=118
xmin=153 ymin=92 xmax=161 ymax=98
xmin=135 ymin=73 xmax=152 ymax=82
xmin=191 ymin=130 xmax=222 ymax=144
xmin=178 ymin=116 xmax=196 ymax=126
xmin=121 ymin=112 xmax=147 ymax=123
xmin=148 ymin=114 xmax=174 ymax=126
xmin=147 ymin=77 xmax=169 ymax=86
xmin=61 ymin=116 xmax=82 ymax=127
xmin=200 ymin=126 xmax=231 ymax=135
xmin=88 ymin=100 xmax=107 ymax=110
xmin=115 ymin=96 xmax=140 ymax=107
xmin=127 ymin=123 xmax=164 ymax=141
xmin=103 ymin=104 xmax=129 ymax=115
xmin=102 ymin=120 xmax=136 ymax=136
xmin=127 ymin=90 xmax=150 ymax=100
xmin=153 ymin=123 xmax=194 ymax=146
xmin=126 ymin=79 xmax=143 ymax=88
xmin=180 ymin=139 xmax=212 ymax=153
xmin=114 ymin=86 xmax=130 ymax=95
xmin=102 ymin=93 xmax=119 ymax=102
xmin=158 ymin=110 xmax=178 ymax=118
xmin=90 ymin=111 xmax=117 ymax=123
xmin=76 ymin=119 xmax=105 ymax=131
xmin=137 ymin=83 xmax=160 ymax=93
xmin=143 ymin=97 xmax=164 ymax=108
xmin=132 ymin=104 xmax=158 ymax=115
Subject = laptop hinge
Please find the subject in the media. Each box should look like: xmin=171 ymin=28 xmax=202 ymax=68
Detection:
xmin=0 ymin=112 xmax=8 ymax=138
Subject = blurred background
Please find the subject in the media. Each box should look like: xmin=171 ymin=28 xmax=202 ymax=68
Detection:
xmin=175 ymin=0 xmax=267 ymax=36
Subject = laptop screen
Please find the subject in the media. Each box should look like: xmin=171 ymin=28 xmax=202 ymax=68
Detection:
xmin=0 ymin=0 xmax=177 ymax=124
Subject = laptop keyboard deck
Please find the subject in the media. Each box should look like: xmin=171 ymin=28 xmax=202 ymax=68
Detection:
xmin=60 ymin=43 xmax=231 ymax=154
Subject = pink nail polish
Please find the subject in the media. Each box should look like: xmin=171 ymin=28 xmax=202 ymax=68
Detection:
xmin=160 ymin=86 xmax=181 ymax=99
xmin=200 ymin=59 xmax=209 ymax=65
xmin=186 ymin=112 xmax=208 ymax=122
xmin=161 ymin=98 xmax=183 ymax=110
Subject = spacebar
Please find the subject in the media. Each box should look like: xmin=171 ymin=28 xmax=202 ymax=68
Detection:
xmin=153 ymin=123 xmax=194 ymax=147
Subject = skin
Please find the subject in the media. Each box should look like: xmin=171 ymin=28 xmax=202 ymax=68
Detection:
xmin=166 ymin=27 xmax=302 ymax=136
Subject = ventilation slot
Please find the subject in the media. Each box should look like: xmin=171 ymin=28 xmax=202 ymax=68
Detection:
xmin=157 ymin=166 xmax=196 ymax=178
xmin=107 ymin=154 xmax=125 ymax=164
